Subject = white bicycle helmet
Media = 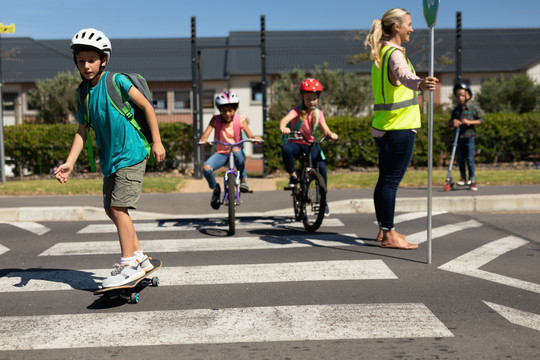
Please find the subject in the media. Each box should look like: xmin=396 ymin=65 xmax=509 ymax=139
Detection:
xmin=70 ymin=28 xmax=112 ymax=61
xmin=215 ymin=91 xmax=240 ymax=108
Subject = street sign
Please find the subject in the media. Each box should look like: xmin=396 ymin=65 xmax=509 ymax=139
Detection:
xmin=423 ymin=0 xmax=440 ymax=28
xmin=0 ymin=23 xmax=15 ymax=34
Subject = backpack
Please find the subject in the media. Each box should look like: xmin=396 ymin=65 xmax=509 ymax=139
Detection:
xmin=78 ymin=72 xmax=155 ymax=173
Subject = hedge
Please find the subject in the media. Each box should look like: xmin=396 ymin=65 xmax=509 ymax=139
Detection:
xmin=3 ymin=122 xmax=193 ymax=177
xmin=3 ymin=113 xmax=539 ymax=176
xmin=263 ymin=112 xmax=540 ymax=172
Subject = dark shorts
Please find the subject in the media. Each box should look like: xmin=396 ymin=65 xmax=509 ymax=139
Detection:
xmin=103 ymin=158 xmax=147 ymax=210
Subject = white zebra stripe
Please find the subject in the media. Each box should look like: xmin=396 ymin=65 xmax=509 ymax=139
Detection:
xmin=39 ymin=233 xmax=364 ymax=256
xmin=0 ymin=260 xmax=396 ymax=293
xmin=0 ymin=303 xmax=453 ymax=350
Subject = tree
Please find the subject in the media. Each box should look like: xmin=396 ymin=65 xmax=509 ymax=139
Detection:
xmin=27 ymin=70 xmax=81 ymax=124
xmin=268 ymin=63 xmax=373 ymax=121
xmin=477 ymin=74 xmax=540 ymax=113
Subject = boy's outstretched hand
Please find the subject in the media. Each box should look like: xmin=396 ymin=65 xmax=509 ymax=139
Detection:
xmin=152 ymin=142 xmax=166 ymax=164
xmin=54 ymin=163 xmax=73 ymax=184
xmin=329 ymin=132 xmax=339 ymax=141
xmin=252 ymin=136 xmax=263 ymax=144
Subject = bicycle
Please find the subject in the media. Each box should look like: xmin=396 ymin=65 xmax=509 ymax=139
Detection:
xmin=283 ymin=131 xmax=328 ymax=232
xmin=199 ymin=138 xmax=262 ymax=235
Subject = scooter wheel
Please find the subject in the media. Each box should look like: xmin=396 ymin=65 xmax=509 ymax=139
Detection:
xmin=443 ymin=182 xmax=452 ymax=192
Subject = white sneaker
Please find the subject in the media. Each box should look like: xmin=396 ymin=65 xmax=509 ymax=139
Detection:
xmin=139 ymin=254 xmax=154 ymax=272
xmin=102 ymin=263 xmax=144 ymax=288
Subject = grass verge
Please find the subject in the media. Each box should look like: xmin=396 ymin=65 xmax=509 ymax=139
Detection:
xmin=0 ymin=169 xmax=537 ymax=196
xmin=276 ymin=169 xmax=540 ymax=190
xmin=0 ymin=176 xmax=185 ymax=196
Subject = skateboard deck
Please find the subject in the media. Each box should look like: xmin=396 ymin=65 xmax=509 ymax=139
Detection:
xmin=94 ymin=258 xmax=162 ymax=303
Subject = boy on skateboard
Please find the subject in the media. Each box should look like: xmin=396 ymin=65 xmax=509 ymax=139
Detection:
xmin=55 ymin=28 xmax=165 ymax=287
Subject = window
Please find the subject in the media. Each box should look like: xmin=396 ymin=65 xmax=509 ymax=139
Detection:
xmin=174 ymin=90 xmax=191 ymax=110
xmin=203 ymin=90 xmax=214 ymax=109
xmin=152 ymin=91 xmax=168 ymax=110
xmin=2 ymin=92 xmax=17 ymax=111
xmin=251 ymin=82 xmax=264 ymax=101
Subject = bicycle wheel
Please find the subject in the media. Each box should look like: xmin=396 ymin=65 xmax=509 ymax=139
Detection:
xmin=227 ymin=174 xmax=236 ymax=235
xmin=302 ymin=172 xmax=326 ymax=232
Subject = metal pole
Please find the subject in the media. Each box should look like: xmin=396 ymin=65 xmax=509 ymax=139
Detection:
xmin=197 ymin=49 xmax=204 ymax=178
xmin=0 ymin=33 xmax=6 ymax=184
xmin=456 ymin=12 xmax=462 ymax=83
xmin=191 ymin=17 xmax=201 ymax=179
xmin=260 ymin=15 xmax=267 ymax=178
xmin=427 ymin=25 xmax=435 ymax=264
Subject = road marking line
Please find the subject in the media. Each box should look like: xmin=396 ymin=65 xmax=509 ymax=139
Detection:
xmin=0 ymin=243 xmax=9 ymax=256
xmin=39 ymin=233 xmax=365 ymax=256
xmin=0 ymin=221 xmax=51 ymax=235
xmin=483 ymin=301 xmax=540 ymax=332
xmin=439 ymin=236 xmax=540 ymax=294
xmin=373 ymin=211 xmax=447 ymax=225
xmin=77 ymin=217 xmax=344 ymax=234
xmin=0 ymin=260 xmax=396 ymax=292
xmin=407 ymin=219 xmax=483 ymax=244
xmin=0 ymin=303 xmax=453 ymax=350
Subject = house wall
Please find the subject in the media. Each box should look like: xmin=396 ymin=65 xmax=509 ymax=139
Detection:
xmin=526 ymin=62 xmax=540 ymax=84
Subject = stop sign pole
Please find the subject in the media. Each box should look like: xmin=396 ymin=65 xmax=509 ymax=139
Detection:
xmin=423 ymin=0 xmax=440 ymax=264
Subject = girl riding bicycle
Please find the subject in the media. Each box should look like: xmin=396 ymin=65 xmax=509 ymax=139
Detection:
xmin=199 ymin=91 xmax=262 ymax=209
xmin=279 ymin=78 xmax=338 ymax=215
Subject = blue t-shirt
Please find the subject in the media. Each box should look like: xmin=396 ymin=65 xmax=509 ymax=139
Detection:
xmin=77 ymin=72 xmax=148 ymax=177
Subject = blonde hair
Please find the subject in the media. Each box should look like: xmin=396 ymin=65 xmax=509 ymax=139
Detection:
xmin=364 ymin=8 xmax=410 ymax=68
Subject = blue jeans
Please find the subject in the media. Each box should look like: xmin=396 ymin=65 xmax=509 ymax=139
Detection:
xmin=457 ymin=136 xmax=476 ymax=182
xmin=373 ymin=130 xmax=416 ymax=230
xmin=202 ymin=151 xmax=246 ymax=190
xmin=282 ymin=142 xmax=327 ymax=185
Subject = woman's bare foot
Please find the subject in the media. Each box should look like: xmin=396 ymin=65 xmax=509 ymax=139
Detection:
xmin=380 ymin=229 xmax=418 ymax=250
xmin=376 ymin=228 xmax=406 ymax=242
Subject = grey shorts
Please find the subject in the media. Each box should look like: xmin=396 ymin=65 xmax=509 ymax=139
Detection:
xmin=103 ymin=158 xmax=147 ymax=210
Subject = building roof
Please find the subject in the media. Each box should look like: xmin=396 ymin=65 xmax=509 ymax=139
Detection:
xmin=2 ymin=28 xmax=540 ymax=83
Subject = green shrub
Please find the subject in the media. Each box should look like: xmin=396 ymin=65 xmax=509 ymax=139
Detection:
xmin=4 ymin=123 xmax=194 ymax=176
xmin=3 ymin=113 xmax=539 ymax=177
xmin=264 ymin=112 xmax=540 ymax=171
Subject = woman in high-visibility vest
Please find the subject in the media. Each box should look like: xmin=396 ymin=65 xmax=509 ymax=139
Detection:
xmin=364 ymin=8 xmax=439 ymax=250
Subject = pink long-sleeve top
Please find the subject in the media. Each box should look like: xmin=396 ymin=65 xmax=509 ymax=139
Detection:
xmin=383 ymin=41 xmax=422 ymax=91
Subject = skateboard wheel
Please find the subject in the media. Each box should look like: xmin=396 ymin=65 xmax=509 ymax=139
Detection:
xmin=130 ymin=293 xmax=140 ymax=304
xmin=151 ymin=277 xmax=159 ymax=287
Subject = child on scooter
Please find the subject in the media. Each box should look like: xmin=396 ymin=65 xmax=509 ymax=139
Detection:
xmin=449 ymin=82 xmax=484 ymax=191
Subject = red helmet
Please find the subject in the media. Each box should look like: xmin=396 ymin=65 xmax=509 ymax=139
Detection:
xmin=300 ymin=78 xmax=323 ymax=93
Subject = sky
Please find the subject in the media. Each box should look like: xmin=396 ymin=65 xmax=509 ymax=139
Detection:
xmin=1 ymin=0 xmax=539 ymax=40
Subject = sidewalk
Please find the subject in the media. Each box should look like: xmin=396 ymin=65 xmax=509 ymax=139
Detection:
xmin=0 ymin=179 xmax=539 ymax=222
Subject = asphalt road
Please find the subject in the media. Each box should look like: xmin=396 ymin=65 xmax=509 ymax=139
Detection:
xmin=0 ymin=189 xmax=539 ymax=359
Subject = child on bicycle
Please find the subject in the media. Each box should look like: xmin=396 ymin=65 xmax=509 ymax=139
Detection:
xmin=55 ymin=28 xmax=166 ymax=288
xmin=449 ymin=82 xmax=484 ymax=191
xmin=199 ymin=91 xmax=262 ymax=209
xmin=279 ymin=78 xmax=338 ymax=215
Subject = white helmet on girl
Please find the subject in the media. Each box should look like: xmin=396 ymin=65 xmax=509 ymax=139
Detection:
xmin=70 ymin=28 xmax=112 ymax=61
xmin=215 ymin=91 xmax=239 ymax=108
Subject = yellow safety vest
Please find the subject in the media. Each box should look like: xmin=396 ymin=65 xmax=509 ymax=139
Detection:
xmin=371 ymin=45 xmax=421 ymax=130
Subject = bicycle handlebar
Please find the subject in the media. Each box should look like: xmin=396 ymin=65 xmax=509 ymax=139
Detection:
xmin=288 ymin=131 xmax=327 ymax=145
xmin=198 ymin=138 xmax=264 ymax=146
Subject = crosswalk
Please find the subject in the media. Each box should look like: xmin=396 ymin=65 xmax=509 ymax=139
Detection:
xmin=0 ymin=211 xmax=527 ymax=352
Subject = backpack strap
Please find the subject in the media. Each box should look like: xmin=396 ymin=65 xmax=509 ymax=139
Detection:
xmin=312 ymin=108 xmax=326 ymax=161
xmin=78 ymin=81 xmax=96 ymax=173
xmin=281 ymin=105 xmax=305 ymax=144
xmin=106 ymin=73 xmax=155 ymax=164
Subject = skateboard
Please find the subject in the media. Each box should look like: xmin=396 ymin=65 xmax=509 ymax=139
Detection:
xmin=94 ymin=258 xmax=162 ymax=304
